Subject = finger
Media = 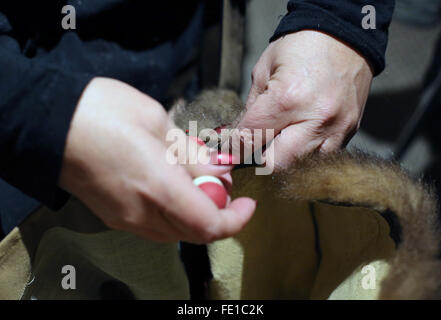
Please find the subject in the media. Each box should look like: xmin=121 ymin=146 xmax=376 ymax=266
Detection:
xmin=238 ymin=90 xmax=292 ymax=148
xmin=186 ymin=151 xmax=237 ymax=177
xmin=319 ymin=134 xmax=347 ymax=153
xmin=218 ymin=172 xmax=233 ymax=195
xmin=185 ymin=137 xmax=237 ymax=177
xmin=169 ymin=196 xmax=256 ymax=244
xmin=207 ymin=197 xmax=256 ymax=241
xmin=245 ymin=81 xmax=264 ymax=111
xmin=165 ymin=126 xmax=235 ymax=177
xmin=113 ymin=200 xmax=187 ymax=243
xmin=264 ymin=121 xmax=324 ymax=170
xmin=245 ymin=52 xmax=271 ymax=109
xmin=157 ymin=163 xmax=256 ymax=243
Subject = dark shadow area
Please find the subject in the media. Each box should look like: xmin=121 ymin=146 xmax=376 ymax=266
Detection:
xmin=361 ymin=86 xmax=422 ymax=142
xmin=0 ymin=180 xmax=40 ymax=240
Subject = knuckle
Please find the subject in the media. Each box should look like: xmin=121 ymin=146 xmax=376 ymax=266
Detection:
xmin=278 ymin=93 xmax=295 ymax=114
xmin=342 ymin=111 xmax=360 ymax=134
xmin=281 ymin=86 xmax=298 ymax=105
xmin=319 ymin=104 xmax=340 ymax=125
xmin=278 ymin=83 xmax=308 ymax=114
xmin=354 ymin=120 xmax=361 ymax=132
xmin=251 ymin=68 xmax=267 ymax=92
xmin=251 ymin=65 xmax=260 ymax=83
xmin=346 ymin=120 xmax=358 ymax=135
xmin=272 ymin=89 xmax=295 ymax=115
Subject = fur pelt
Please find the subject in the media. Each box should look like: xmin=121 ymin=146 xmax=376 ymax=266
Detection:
xmin=171 ymin=88 xmax=441 ymax=300
xmin=282 ymin=151 xmax=441 ymax=299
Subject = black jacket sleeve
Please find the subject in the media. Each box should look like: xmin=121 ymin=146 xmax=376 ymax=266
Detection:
xmin=271 ymin=0 xmax=395 ymax=76
xmin=0 ymin=38 xmax=93 ymax=210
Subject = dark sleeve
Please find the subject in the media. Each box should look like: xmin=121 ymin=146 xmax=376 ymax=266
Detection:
xmin=271 ymin=0 xmax=395 ymax=76
xmin=0 ymin=39 xmax=93 ymax=210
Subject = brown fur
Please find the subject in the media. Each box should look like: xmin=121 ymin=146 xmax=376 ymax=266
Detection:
xmin=172 ymin=89 xmax=441 ymax=300
xmin=280 ymin=151 xmax=441 ymax=299
xmin=170 ymin=88 xmax=244 ymax=134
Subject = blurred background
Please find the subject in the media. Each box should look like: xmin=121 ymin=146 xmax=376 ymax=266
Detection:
xmin=241 ymin=0 xmax=441 ymax=193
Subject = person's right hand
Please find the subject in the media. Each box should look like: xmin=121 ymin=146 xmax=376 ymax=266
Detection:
xmin=59 ymin=77 xmax=256 ymax=244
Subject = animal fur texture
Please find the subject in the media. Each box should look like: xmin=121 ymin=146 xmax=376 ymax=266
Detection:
xmin=170 ymin=89 xmax=244 ymax=134
xmin=172 ymin=88 xmax=441 ymax=300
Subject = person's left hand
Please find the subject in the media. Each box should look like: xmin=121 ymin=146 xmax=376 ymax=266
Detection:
xmin=238 ymin=30 xmax=373 ymax=170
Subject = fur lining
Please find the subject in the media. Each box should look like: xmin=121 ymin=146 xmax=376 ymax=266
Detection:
xmin=279 ymin=151 xmax=441 ymax=299
xmin=170 ymin=89 xmax=244 ymax=133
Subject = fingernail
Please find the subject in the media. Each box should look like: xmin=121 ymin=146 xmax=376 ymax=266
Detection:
xmin=210 ymin=152 xmax=238 ymax=165
xmin=214 ymin=125 xmax=228 ymax=134
xmin=189 ymin=136 xmax=206 ymax=146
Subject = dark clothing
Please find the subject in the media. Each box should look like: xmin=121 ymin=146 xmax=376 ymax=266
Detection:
xmin=0 ymin=0 xmax=395 ymax=236
xmin=0 ymin=1 xmax=207 ymax=236
xmin=273 ymin=0 xmax=395 ymax=76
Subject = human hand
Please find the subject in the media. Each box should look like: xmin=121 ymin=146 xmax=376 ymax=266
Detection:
xmin=60 ymin=77 xmax=256 ymax=243
xmin=239 ymin=31 xmax=373 ymax=170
